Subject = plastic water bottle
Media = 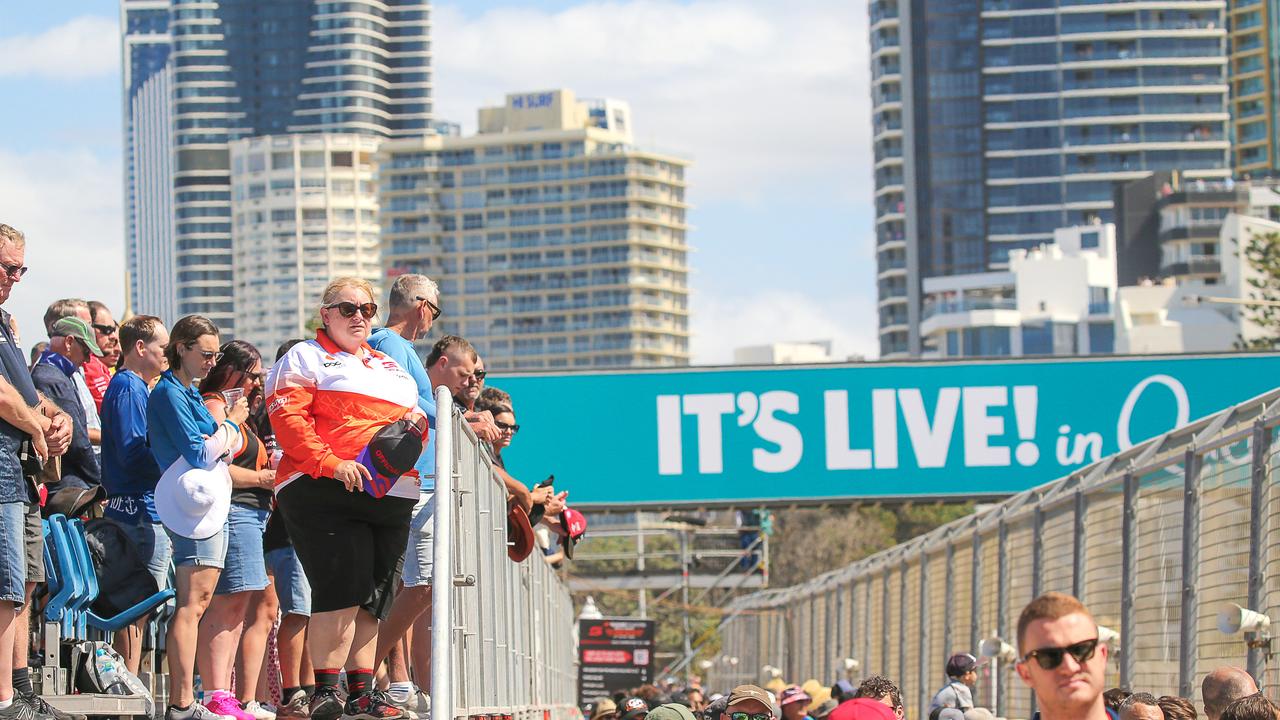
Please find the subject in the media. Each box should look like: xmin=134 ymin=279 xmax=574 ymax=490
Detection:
xmin=94 ymin=648 xmax=129 ymax=695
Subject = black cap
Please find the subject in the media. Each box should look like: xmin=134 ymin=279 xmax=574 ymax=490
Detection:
xmin=946 ymin=652 xmax=979 ymax=677
xmin=357 ymin=415 xmax=427 ymax=497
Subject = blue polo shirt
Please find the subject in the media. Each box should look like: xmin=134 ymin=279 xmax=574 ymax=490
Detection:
xmin=367 ymin=327 xmax=436 ymax=490
xmin=100 ymin=369 xmax=163 ymax=523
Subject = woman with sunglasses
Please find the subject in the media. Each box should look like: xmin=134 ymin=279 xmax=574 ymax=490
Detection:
xmin=196 ymin=341 xmax=277 ymax=720
xmin=265 ymin=277 xmax=423 ymax=720
xmin=147 ymin=315 xmax=250 ymax=720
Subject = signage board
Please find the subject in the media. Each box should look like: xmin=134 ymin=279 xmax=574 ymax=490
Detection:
xmin=494 ymin=354 xmax=1280 ymax=506
xmin=578 ymin=618 xmax=655 ymax=706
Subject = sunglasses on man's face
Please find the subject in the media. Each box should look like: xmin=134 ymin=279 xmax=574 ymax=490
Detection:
xmin=92 ymin=323 xmax=117 ymax=335
xmin=416 ymin=296 xmax=442 ymax=321
xmin=324 ymin=301 xmax=378 ymax=319
xmin=1022 ymin=638 xmax=1099 ymax=670
xmin=729 ymin=713 xmax=772 ymax=720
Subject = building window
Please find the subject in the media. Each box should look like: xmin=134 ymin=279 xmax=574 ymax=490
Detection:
xmin=1088 ymin=323 xmax=1114 ymax=354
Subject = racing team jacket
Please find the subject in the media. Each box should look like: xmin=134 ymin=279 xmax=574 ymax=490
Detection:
xmin=264 ymin=329 xmax=422 ymax=500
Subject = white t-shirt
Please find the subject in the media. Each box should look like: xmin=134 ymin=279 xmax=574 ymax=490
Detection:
xmin=74 ymin=370 xmax=101 ymax=455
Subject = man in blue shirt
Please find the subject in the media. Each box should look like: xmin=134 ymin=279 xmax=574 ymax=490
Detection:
xmin=367 ymin=274 xmax=440 ymax=713
xmin=99 ymin=315 xmax=171 ymax=674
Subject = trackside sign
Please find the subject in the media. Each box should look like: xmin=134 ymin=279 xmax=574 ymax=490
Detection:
xmin=494 ymin=354 xmax=1280 ymax=506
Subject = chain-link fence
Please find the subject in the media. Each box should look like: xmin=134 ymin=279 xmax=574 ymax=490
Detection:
xmin=711 ymin=387 xmax=1280 ymax=720
xmin=431 ymin=390 xmax=577 ymax=720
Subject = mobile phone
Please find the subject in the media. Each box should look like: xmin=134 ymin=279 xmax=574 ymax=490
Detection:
xmin=536 ymin=475 xmax=555 ymax=489
xmin=222 ymin=387 xmax=244 ymax=405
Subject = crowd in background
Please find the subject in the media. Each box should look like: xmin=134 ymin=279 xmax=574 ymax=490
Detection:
xmin=0 ymin=222 xmax=585 ymax=720
xmin=587 ymin=592 xmax=1280 ymax=720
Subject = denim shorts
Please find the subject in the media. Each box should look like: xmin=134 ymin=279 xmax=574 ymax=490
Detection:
xmin=401 ymin=491 xmax=435 ymax=589
xmin=167 ymin=517 xmax=229 ymax=569
xmin=0 ymin=502 xmax=25 ymax=604
xmin=115 ymin=518 xmax=173 ymax=591
xmin=265 ymin=546 xmax=311 ymax=617
xmin=215 ymin=504 xmax=270 ymax=595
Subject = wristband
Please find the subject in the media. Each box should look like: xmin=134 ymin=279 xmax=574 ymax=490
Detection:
xmin=224 ymin=418 xmax=241 ymax=434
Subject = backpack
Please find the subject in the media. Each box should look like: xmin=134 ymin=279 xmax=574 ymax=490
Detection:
xmin=81 ymin=518 xmax=162 ymax=617
xmin=73 ymin=641 xmax=153 ymax=714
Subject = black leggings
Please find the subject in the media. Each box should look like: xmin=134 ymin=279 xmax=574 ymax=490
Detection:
xmin=277 ymin=475 xmax=415 ymax=619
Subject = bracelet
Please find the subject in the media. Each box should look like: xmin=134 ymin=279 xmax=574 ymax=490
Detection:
xmin=224 ymin=418 xmax=241 ymax=434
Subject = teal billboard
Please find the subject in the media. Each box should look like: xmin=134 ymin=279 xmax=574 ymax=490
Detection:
xmin=492 ymin=354 xmax=1280 ymax=507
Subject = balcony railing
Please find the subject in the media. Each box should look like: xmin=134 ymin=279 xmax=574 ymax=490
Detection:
xmin=922 ymin=297 xmax=1016 ymax=319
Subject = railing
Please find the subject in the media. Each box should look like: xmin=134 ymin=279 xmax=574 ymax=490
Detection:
xmin=431 ymin=389 xmax=577 ymax=719
xmin=712 ymin=386 xmax=1280 ymax=720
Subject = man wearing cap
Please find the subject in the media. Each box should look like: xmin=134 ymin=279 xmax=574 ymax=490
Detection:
xmin=620 ymin=697 xmax=650 ymax=720
xmin=779 ymin=687 xmax=813 ymax=720
xmin=722 ymin=685 xmax=776 ymax=720
xmin=30 ymin=316 xmax=103 ymax=508
xmin=650 ymin=704 xmax=700 ymax=720
xmin=589 ymin=698 xmax=618 ymax=720
xmin=929 ymin=653 xmax=979 ymax=718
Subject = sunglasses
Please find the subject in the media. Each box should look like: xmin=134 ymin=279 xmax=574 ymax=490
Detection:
xmin=324 ymin=301 xmax=378 ymax=319
xmin=191 ymin=347 xmax=224 ymax=362
xmin=473 ymin=370 xmax=487 ymax=381
xmin=1022 ymin=638 xmax=1099 ymax=670
xmin=416 ymin=296 xmax=442 ymax=321
xmin=730 ymin=713 xmax=772 ymax=720
xmin=495 ymin=420 xmax=520 ymax=433
xmin=0 ymin=262 xmax=27 ymax=280
xmin=92 ymin=323 xmax=118 ymax=335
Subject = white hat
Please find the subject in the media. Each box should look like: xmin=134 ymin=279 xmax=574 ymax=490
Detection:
xmin=155 ymin=458 xmax=232 ymax=540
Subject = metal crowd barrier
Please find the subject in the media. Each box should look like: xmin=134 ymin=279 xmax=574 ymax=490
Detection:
xmin=712 ymin=386 xmax=1280 ymax=720
xmin=431 ymin=389 xmax=578 ymax=720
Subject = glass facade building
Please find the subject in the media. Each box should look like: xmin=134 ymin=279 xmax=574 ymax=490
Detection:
xmin=1229 ymin=0 xmax=1280 ymax=174
xmin=379 ymin=90 xmax=691 ymax=371
xmin=873 ymin=0 xmax=1232 ymax=358
xmin=122 ymin=0 xmax=431 ymax=334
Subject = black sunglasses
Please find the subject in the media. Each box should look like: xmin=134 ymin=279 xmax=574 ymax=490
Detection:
xmin=324 ymin=301 xmax=378 ymax=319
xmin=415 ymin=296 xmax=442 ymax=321
xmin=729 ymin=713 xmax=772 ymax=720
xmin=92 ymin=323 xmax=117 ymax=335
xmin=473 ymin=370 xmax=487 ymax=381
xmin=1022 ymin=638 xmax=1099 ymax=670
xmin=495 ymin=420 xmax=520 ymax=433
xmin=0 ymin=262 xmax=27 ymax=280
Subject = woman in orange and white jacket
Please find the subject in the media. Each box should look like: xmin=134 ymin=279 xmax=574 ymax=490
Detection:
xmin=264 ymin=277 xmax=422 ymax=720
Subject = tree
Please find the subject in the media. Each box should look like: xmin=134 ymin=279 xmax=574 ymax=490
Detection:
xmin=1236 ymin=229 xmax=1280 ymax=350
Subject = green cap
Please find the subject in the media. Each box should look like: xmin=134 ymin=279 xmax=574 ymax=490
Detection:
xmin=52 ymin=317 xmax=103 ymax=357
xmin=647 ymin=705 xmax=698 ymax=720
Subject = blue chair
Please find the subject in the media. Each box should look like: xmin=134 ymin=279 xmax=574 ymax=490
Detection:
xmin=66 ymin=518 xmax=174 ymax=633
xmin=44 ymin=515 xmax=86 ymax=639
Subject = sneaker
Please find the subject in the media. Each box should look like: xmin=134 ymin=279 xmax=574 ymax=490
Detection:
xmin=383 ymin=694 xmax=416 ymax=720
xmin=276 ymin=693 xmax=310 ymax=720
xmin=0 ymin=697 xmax=46 ymax=720
xmin=342 ymin=691 xmax=402 ymax=720
xmin=165 ymin=703 xmax=236 ymax=720
xmin=416 ymin=694 xmax=429 ymax=717
xmin=244 ymin=702 xmax=277 ymax=720
xmin=18 ymin=694 xmax=85 ymax=720
xmin=205 ymin=692 xmax=256 ymax=720
xmin=309 ymin=687 xmax=344 ymax=720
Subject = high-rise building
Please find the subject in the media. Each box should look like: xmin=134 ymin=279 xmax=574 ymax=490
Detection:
xmin=122 ymin=0 xmax=176 ymax=322
xmin=379 ymin=89 xmax=691 ymax=371
xmin=1228 ymin=0 xmax=1278 ymax=174
xmin=871 ymin=0 xmax=1232 ymax=358
xmin=121 ymin=0 xmax=432 ymax=334
xmin=229 ymin=134 xmax=382 ymax=352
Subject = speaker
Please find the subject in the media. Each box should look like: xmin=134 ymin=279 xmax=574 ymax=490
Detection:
xmin=1218 ymin=604 xmax=1272 ymax=635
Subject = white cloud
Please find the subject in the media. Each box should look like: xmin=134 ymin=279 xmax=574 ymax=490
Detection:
xmin=434 ymin=0 xmax=872 ymax=203
xmin=0 ymin=148 xmax=124 ymax=350
xmin=0 ymin=16 xmax=119 ymax=80
xmin=690 ymin=290 xmax=880 ymax=364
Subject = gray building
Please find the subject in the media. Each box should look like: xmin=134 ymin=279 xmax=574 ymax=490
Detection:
xmin=121 ymin=0 xmax=432 ymax=334
xmin=872 ymin=0 xmax=1232 ymax=358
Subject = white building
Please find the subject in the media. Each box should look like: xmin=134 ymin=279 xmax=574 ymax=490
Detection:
xmin=379 ymin=89 xmax=691 ymax=370
xmin=733 ymin=341 xmax=835 ymax=365
xmin=1117 ymin=213 xmax=1280 ymax=353
xmin=920 ymin=225 xmax=1118 ymax=357
xmin=230 ymin=134 xmax=382 ymax=353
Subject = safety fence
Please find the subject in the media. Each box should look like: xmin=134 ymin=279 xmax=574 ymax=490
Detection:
xmin=711 ymin=386 xmax=1280 ymax=720
xmin=431 ymin=389 xmax=578 ymax=720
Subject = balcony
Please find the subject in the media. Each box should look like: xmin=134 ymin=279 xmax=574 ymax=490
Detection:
xmin=922 ymin=297 xmax=1016 ymax=320
xmin=1160 ymin=255 xmax=1221 ymax=276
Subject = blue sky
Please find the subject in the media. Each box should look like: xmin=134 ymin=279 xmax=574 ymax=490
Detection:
xmin=0 ymin=0 xmax=877 ymax=363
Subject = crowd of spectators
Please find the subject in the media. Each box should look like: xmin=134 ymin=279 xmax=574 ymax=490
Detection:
xmin=589 ymin=592 xmax=1280 ymax=720
xmin=0 ymin=222 xmax=583 ymax=720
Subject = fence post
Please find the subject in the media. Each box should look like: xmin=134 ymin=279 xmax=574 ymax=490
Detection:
xmin=898 ymin=562 xmax=907 ymax=705
xmin=862 ymin=579 xmax=871 ymax=674
xmin=919 ymin=552 xmax=930 ymax=720
xmin=883 ymin=567 xmax=891 ymax=674
xmin=1032 ymin=504 xmax=1044 ymax=597
xmin=997 ymin=518 xmax=1009 ymax=717
xmin=430 ymin=389 xmax=455 ymax=720
xmin=1180 ymin=447 xmax=1202 ymax=699
xmin=1073 ymin=487 xmax=1086 ymax=599
xmin=1120 ymin=471 xmax=1137 ymax=690
xmin=970 ymin=528 xmax=982 ymax=655
xmin=944 ymin=541 xmax=954 ymax=656
xmin=1249 ymin=420 xmax=1272 ymax=678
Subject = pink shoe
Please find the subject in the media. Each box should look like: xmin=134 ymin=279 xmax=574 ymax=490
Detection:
xmin=205 ymin=691 xmax=256 ymax=720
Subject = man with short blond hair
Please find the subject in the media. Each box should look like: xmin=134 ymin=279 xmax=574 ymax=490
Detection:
xmin=1014 ymin=592 xmax=1110 ymax=720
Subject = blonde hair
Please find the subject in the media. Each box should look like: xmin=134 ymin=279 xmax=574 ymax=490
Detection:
xmin=321 ymin=277 xmax=374 ymax=306
xmin=1017 ymin=592 xmax=1095 ymax=653
xmin=0 ymin=225 xmax=26 ymax=249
